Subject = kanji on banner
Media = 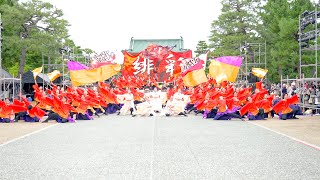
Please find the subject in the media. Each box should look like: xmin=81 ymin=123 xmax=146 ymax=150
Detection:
xmin=122 ymin=51 xmax=144 ymax=76
xmin=170 ymin=51 xmax=193 ymax=76
xmin=122 ymin=45 xmax=192 ymax=82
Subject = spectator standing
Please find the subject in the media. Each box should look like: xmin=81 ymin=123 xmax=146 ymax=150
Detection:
xmin=274 ymin=84 xmax=281 ymax=97
xmin=310 ymin=86 xmax=316 ymax=105
xmin=304 ymin=87 xmax=311 ymax=105
xmin=287 ymin=85 xmax=293 ymax=97
xmin=315 ymin=87 xmax=320 ymax=114
xmin=291 ymin=82 xmax=297 ymax=96
xmin=282 ymin=84 xmax=287 ymax=99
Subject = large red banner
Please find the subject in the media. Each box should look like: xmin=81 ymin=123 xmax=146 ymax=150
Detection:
xmin=122 ymin=45 xmax=192 ymax=82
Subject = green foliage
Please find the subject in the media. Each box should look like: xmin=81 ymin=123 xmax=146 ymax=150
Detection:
xmin=82 ymin=48 xmax=96 ymax=57
xmin=195 ymin=40 xmax=209 ymax=57
xmin=261 ymin=0 xmax=315 ymax=82
xmin=0 ymin=0 xmax=16 ymax=6
xmin=0 ymin=0 xmax=92 ymax=76
xmin=209 ymin=0 xmax=263 ymax=57
xmin=206 ymin=0 xmax=318 ymax=83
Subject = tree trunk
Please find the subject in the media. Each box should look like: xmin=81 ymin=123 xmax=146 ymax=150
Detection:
xmin=18 ymin=46 xmax=27 ymax=76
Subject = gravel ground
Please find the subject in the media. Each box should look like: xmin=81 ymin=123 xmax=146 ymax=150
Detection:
xmin=0 ymin=115 xmax=319 ymax=179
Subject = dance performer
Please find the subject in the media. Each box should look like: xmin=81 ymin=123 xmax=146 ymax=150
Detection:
xmin=172 ymin=89 xmax=188 ymax=116
xmin=273 ymin=94 xmax=300 ymax=120
xmin=133 ymin=98 xmax=154 ymax=117
xmin=151 ymin=88 xmax=163 ymax=113
xmin=119 ymin=89 xmax=136 ymax=115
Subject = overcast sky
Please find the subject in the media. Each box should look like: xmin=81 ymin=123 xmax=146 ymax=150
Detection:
xmin=42 ymin=0 xmax=222 ymax=53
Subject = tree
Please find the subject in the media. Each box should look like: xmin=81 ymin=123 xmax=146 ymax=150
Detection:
xmin=209 ymin=0 xmax=263 ymax=57
xmin=194 ymin=40 xmax=209 ymax=57
xmin=17 ymin=0 xmax=69 ymax=76
xmin=0 ymin=0 xmax=16 ymax=6
xmin=0 ymin=0 xmax=69 ymax=76
xmin=82 ymin=48 xmax=95 ymax=55
xmin=260 ymin=0 xmax=314 ymax=82
xmin=0 ymin=0 xmax=95 ymax=78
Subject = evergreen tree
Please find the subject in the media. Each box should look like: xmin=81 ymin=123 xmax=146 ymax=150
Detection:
xmin=195 ymin=40 xmax=209 ymax=57
xmin=209 ymin=0 xmax=263 ymax=57
xmin=0 ymin=0 xmax=99 ymax=76
xmin=0 ymin=0 xmax=69 ymax=75
xmin=261 ymin=0 xmax=314 ymax=82
xmin=0 ymin=0 xmax=16 ymax=6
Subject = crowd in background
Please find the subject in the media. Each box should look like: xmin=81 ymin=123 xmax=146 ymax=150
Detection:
xmin=266 ymin=81 xmax=320 ymax=114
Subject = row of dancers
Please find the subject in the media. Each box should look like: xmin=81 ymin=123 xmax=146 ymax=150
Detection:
xmin=0 ymin=79 xmax=301 ymax=123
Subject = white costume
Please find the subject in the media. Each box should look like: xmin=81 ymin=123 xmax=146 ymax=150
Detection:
xmin=119 ymin=93 xmax=135 ymax=115
xmin=134 ymin=100 xmax=154 ymax=116
xmin=159 ymin=91 xmax=168 ymax=105
xmin=152 ymin=90 xmax=163 ymax=112
xmin=163 ymin=99 xmax=177 ymax=115
xmin=144 ymin=91 xmax=164 ymax=113
xmin=172 ymin=92 xmax=187 ymax=113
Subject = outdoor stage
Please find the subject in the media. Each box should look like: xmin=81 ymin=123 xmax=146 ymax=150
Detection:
xmin=0 ymin=115 xmax=319 ymax=179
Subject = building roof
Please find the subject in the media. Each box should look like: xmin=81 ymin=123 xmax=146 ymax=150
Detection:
xmin=126 ymin=37 xmax=188 ymax=53
xmin=0 ymin=68 xmax=13 ymax=78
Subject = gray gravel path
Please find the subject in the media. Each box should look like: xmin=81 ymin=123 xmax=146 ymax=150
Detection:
xmin=0 ymin=115 xmax=319 ymax=179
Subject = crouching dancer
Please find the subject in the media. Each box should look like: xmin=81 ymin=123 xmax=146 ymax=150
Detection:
xmin=273 ymin=94 xmax=300 ymax=120
xmin=132 ymin=99 xmax=154 ymax=117
xmin=42 ymin=96 xmax=75 ymax=123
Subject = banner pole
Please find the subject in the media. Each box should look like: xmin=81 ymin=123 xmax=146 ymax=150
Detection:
xmin=20 ymin=74 xmax=22 ymax=100
xmin=62 ymin=54 xmax=65 ymax=89
xmin=12 ymin=74 xmax=15 ymax=99
xmin=42 ymin=64 xmax=44 ymax=90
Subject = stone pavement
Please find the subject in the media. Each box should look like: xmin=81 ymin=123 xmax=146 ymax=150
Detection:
xmin=252 ymin=115 xmax=320 ymax=146
xmin=0 ymin=115 xmax=319 ymax=179
xmin=0 ymin=121 xmax=54 ymax=144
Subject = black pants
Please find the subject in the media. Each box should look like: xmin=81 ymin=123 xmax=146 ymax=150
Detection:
xmin=44 ymin=113 xmax=69 ymax=123
xmin=227 ymin=113 xmax=242 ymax=119
xmin=114 ymin=104 xmax=121 ymax=111
xmin=107 ymin=103 xmax=121 ymax=111
xmin=43 ymin=112 xmax=60 ymax=122
xmin=258 ymin=108 xmax=265 ymax=119
xmin=76 ymin=113 xmax=91 ymax=120
xmin=291 ymin=109 xmax=298 ymax=117
xmin=188 ymin=106 xmax=197 ymax=113
xmin=207 ymin=109 xmax=217 ymax=118
xmin=2 ymin=118 xmax=10 ymax=123
xmin=280 ymin=114 xmax=288 ymax=120
xmin=270 ymin=110 xmax=275 ymax=118
xmin=15 ymin=112 xmax=27 ymax=121
xmin=134 ymin=100 xmax=142 ymax=105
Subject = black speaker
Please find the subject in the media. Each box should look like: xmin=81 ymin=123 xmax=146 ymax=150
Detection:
xmin=248 ymin=73 xmax=259 ymax=83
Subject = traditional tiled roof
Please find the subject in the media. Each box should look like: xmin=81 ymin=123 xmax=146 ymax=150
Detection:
xmin=126 ymin=37 xmax=188 ymax=53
